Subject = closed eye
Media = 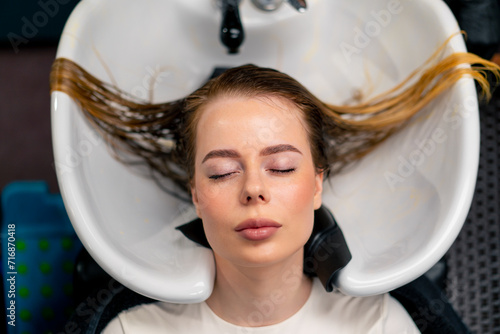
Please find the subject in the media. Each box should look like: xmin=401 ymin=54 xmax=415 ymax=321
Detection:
xmin=270 ymin=168 xmax=295 ymax=174
xmin=209 ymin=172 xmax=235 ymax=180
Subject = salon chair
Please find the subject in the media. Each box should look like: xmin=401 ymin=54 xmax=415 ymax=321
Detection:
xmin=67 ymin=248 xmax=469 ymax=334
xmin=67 ymin=205 xmax=469 ymax=334
xmin=444 ymin=87 xmax=500 ymax=333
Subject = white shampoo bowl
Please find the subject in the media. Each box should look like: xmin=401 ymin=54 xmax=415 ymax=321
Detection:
xmin=52 ymin=0 xmax=479 ymax=301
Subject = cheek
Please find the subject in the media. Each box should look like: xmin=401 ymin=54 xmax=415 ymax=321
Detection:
xmin=275 ymin=174 xmax=317 ymax=238
xmin=192 ymin=178 xmax=233 ymax=221
xmin=194 ymin=184 xmax=235 ymax=250
xmin=194 ymin=177 xmax=222 ymax=206
xmin=278 ymin=174 xmax=318 ymax=211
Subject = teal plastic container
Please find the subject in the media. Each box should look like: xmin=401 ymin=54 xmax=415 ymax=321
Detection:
xmin=1 ymin=181 xmax=82 ymax=334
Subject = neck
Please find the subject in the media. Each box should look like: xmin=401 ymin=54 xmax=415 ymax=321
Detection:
xmin=206 ymin=249 xmax=313 ymax=327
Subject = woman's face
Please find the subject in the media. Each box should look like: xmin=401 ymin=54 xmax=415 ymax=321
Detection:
xmin=191 ymin=95 xmax=323 ymax=268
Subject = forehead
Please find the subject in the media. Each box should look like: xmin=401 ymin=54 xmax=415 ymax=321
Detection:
xmin=194 ymin=95 xmax=310 ymax=156
xmin=202 ymin=94 xmax=302 ymax=117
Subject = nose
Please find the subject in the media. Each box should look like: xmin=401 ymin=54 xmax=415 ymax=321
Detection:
xmin=240 ymin=170 xmax=270 ymax=204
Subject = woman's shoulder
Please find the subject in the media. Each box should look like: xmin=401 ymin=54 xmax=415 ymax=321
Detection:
xmin=309 ymin=279 xmax=420 ymax=333
xmin=125 ymin=301 xmax=194 ymax=318
xmin=308 ymin=280 xmax=382 ymax=326
xmin=103 ymin=280 xmax=420 ymax=334
xmin=102 ymin=302 xmax=203 ymax=334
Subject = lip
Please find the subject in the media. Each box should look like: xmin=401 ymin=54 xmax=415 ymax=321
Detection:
xmin=235 ymin=218 xmax=282 ymax=241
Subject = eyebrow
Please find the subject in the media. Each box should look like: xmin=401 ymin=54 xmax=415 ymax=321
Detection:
xmin=202 ymin=144 xmax=302 ymax=163
xmin=260 ymin=144 xmax=302 ymax=156
xmin=202 ymin=149 xmax=240 ymax=163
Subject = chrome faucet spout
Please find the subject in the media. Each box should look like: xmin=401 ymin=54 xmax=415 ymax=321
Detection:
xmin=220 ymin=0 xmax=244 ymax=54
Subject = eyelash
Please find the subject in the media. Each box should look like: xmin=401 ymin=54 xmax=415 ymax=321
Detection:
xmin=209 ymin=172 xmax=235 ymax=180
xmin=208 ymin=168 xmax=295 ymax=181
xmin=270 ymin=168 xmax=295 ymax=174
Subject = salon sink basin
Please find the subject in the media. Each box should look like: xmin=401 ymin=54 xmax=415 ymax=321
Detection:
xmin=52 ymin=0 xmax=478 ymax=301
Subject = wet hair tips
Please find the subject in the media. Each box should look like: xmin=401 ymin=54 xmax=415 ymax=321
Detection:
xmin=50 ymin=40 xmax=499 ymax=196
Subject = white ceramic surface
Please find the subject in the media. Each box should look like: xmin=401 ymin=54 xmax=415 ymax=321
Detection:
xmin=52 ymin=0 xmax=479 ymax=301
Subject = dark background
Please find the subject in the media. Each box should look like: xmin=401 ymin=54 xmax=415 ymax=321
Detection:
xmin=1 ymin=0 xmax=81 ymax=193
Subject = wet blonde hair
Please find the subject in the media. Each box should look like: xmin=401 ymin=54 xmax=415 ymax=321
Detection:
xmin=50 ymin=41 xmax=499 ymax=196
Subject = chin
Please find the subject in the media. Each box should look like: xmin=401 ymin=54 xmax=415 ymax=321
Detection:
xmin=220 ymin=240 xmax=305 ymax=268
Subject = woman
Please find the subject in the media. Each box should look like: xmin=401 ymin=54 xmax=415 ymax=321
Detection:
xmin=51 ymin=45 xmax=499 ymax=333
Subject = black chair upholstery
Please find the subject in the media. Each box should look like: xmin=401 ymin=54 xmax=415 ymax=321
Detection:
xmin=445 ymin=87 xmax=500 ymax=333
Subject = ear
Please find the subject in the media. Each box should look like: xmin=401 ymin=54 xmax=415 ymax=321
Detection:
xmin=191 ymin=184 xmax=203 ymax=218
xmin=313 ymin=171 xmax=324 ymax=210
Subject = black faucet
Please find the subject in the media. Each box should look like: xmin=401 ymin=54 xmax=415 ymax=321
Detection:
xmin=220 ymin=0 xmax=244 ymax=54
xmin=219 ymin=0 xmax=307 ymax=54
